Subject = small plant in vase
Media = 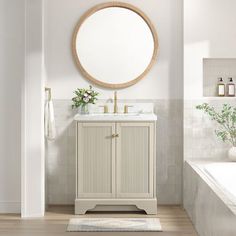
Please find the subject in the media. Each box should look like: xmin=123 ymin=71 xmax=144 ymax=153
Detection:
xmin=72 ymin=85 xmax=99 ymax=114
xmin=196 ymin=103 xmax=236 ymax=161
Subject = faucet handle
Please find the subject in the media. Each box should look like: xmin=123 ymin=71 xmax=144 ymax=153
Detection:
xmin=99 ymin=105 xmax=108 ymax=113
xmin=124 ymin=105 xmax=133 ymax=114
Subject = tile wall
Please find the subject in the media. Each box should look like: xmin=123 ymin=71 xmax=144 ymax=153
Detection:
xmin=184 ymin=98 xmax=236 ymax=161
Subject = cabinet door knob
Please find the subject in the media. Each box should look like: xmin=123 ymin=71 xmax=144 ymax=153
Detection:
xmin=112 ymin=134 xmax=119 ymax=138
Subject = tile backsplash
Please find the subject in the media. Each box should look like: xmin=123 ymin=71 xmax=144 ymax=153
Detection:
xmin=45 ymin=99 xmax=183 ymax=205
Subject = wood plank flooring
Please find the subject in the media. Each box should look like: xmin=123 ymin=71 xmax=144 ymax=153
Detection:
xmin=0 ymin=205 xmax=198 ymax=236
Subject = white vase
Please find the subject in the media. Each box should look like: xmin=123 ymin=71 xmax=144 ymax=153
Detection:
xmin=228 ymin=147 xmax=236 ymax=162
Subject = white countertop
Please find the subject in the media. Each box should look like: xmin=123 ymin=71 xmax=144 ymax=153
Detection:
xmin=74 ymin=113 xmax=157 ymax=121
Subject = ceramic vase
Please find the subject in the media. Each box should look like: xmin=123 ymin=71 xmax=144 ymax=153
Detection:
xmin=228 ymin=147 xmax=236 ymax=162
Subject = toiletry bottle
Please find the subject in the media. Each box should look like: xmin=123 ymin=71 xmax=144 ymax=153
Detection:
xmin=227 ymin=77 xmax=235 ymax=97
xmin=217 ymin=78 xmax=225 ymax=96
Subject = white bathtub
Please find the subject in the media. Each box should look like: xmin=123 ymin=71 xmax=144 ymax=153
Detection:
xmin=204 ymin=163 xmax=236 ymax=205
xmin=184 ymin=160 xmax=236 ymax=236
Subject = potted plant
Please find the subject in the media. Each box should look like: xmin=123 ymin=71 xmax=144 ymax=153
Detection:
xmin=196 ymin=103 xmax=236 ymax=161
xmin=72 ymin=85 xmax=99 ymax=114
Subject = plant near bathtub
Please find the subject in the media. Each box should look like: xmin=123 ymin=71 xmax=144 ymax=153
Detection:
xmin=196 ymin=103 xmax=236 ymax=161
xmin=72 ymin=85 xmax=99 ymax=114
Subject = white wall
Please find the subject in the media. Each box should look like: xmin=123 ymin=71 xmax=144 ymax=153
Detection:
xmin=0 ymin=0 xmax=45 ymax=216
xmin=45 ymin=0 xmax=183 ymax=100
xmin=0 ymin=0 xmax=25 ymax=213
xmin=21 ymin=0 xmax=45 ymax=217
xmin=184 ymin=0 xmax=236 ymax=163
xmin=184 ymin=0 xmax=236 ymax=99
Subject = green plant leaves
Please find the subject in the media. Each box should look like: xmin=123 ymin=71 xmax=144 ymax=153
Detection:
xmin=196 ymin=103 xmax=236 ymax=146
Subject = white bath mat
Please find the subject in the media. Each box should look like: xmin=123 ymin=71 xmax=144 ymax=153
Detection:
xmin=67 ymin=218 xmax=162 ymax=232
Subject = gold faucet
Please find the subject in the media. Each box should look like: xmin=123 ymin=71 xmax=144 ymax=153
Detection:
xmin=124 ymin=105 xmax=133 ymax=114
xmin=114 ymin=91 xmax=118 ymax=113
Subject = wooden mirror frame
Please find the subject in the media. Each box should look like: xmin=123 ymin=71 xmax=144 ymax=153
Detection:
xmin=72 ymin=2 xmax=159 ymax=89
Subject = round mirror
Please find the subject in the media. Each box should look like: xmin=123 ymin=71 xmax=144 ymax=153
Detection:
xmin=72 ymin=2 xmax=158 ymax=89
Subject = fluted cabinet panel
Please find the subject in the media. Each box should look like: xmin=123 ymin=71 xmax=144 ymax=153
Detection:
xmin=116 ymin=123 xmax=154 ymax=198
xmin=77 ymin=123 xmax=115 ymax=198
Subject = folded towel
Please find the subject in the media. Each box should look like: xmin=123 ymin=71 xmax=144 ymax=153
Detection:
xmin=44 ymin=100 xmax=56 ymax=140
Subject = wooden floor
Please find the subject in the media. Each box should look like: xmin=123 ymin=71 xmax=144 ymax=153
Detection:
xmin=0 ymin=205 xmax=198 ymax=236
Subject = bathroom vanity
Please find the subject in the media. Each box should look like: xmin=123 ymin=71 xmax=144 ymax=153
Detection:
xmin=71 ymin=1 xmax=159 ymax=214
xmin=72 ymin=2 xmax=158 ymax=214
xmin=74 ymin=106 xmax=157 ymax=215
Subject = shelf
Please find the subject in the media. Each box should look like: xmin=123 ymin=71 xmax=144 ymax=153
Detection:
xmin=203 ymin=58 xmax=236 ymax=97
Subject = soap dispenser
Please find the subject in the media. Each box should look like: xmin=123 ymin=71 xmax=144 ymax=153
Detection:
xmin=217 ymin=77 xmax=225 ymax=96
xmin=227 ymin=77 xmax=235 ymax=97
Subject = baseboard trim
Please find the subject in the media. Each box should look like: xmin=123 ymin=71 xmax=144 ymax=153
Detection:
xmin=0 ymin=202 xmax=21 ymax=213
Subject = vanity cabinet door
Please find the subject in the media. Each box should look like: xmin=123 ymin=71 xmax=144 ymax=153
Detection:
xmin=77 ymin=122 xmax=116 ymax=198
xmin=116 ymin=122 xmax=154 ymax=198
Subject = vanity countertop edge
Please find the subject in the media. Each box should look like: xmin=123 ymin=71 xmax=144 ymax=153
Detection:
xmin=74 ymin=113 xmax=157 ymax=121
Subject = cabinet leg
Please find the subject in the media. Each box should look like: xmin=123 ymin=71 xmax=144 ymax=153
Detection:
xmin=75 ymin=201 xmax=96 ymax=215
xmin=136 ymin=200 xmax=157 ymax=215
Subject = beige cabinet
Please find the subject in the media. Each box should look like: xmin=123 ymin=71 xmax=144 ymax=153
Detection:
xmin=76 ymin=122 xmax=116 ymax=198
xmin=116 ymin=123 xmax=154 ymax=198
xmin=75 ymin=121 xmax=157 ymax=215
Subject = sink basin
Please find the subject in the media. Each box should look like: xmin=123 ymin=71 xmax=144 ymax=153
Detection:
xmin=74 ymin=103 xmax=157 ymax=121
xmin=74 ymin=113 xmax=157 ymax=121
